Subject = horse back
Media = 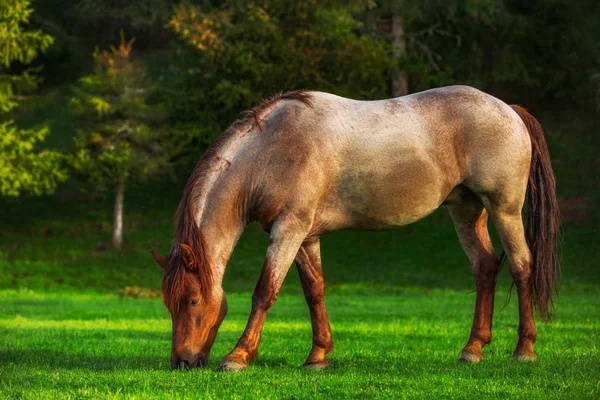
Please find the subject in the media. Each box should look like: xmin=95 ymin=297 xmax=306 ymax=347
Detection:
xmin=245 ymin=86 xmax=530 ymax=233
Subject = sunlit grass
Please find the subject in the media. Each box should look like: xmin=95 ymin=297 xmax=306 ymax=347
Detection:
xmin=1 ymin=289 xmax=598 ymax=399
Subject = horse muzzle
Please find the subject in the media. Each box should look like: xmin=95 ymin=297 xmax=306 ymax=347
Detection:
xmin=171 ymin=353 xmax=208 ymax=370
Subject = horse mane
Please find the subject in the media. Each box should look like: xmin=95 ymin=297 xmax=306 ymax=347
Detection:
xmin=162 ymin=222 xmax=212 ymax=313
xmin=162 ymin=90 xmax=313 ymax=311
xmin=241 ymin=90 xmax=313 ymax=132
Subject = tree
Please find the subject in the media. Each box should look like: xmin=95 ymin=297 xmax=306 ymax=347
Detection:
xmin=165 ymin=0 xmax=395 ymax=157
xmin=364 ymin=1 xmax=419 ymax=96
xmin=365 ymin=0 xmax=600 ymax=103
xmin=70 ymin=34 xmax=170 ymax=249
xmin=0 ymin=0 xmax=67 ymax=197
xmin=390 ymin=13 xmax=408 ymax=97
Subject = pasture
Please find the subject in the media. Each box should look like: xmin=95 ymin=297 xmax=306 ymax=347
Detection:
xmin=1 ymin=285 xmax=598 ymax=399
xmin=1 ymin=194 xmax=599 ymax=398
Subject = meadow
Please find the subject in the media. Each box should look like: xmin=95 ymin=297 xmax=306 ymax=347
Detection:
xmin=0 ymin=109 xmax=599 ymax=399
xmin=1 ymin=285 xmax=599 ymax=399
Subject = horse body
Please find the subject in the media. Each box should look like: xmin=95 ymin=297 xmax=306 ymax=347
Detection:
xmin=213 ymin=86 xmax=529 ymax=233
xmin=153 ymin=85 xmax=559 ymax=371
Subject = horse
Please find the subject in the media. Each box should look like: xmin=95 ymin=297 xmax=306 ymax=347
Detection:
xmin=150 ymin=85 xmax=560 ymax=371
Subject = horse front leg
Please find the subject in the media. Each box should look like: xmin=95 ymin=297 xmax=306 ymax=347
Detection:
xmin=295 ymin=237 xmax=334 ymax=369
xmin=218 ymin=215 xmax=309 ymax=372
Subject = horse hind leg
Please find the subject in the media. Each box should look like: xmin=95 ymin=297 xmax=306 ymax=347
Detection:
xmin=448 ymin=191 xmax=499 ymax=362
xmin=482 ymin=197 xmax=537 ymax=361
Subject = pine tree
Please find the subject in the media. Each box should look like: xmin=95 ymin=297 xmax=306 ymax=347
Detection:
xmin=70 ymin=34 xmax=171 ymax=249
xmin=0 ymin=0 xmax=67 ymax=197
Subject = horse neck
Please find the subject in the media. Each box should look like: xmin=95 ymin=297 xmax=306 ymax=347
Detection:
xmin=201 ymin=207 xmax=244 ymax=287
xmin=184 ymin=120 xmax=258 ymax=288
xmin=192 ymin=169 xmax=248 ymax=289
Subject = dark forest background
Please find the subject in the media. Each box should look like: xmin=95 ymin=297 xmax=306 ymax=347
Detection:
xmin=1 ymin=0 xmax=598 ymax=269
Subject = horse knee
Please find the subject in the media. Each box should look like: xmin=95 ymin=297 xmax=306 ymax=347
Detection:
xmin=305 ymin=287 xmax=325 ymax=306
xmin=300 ymin=272 xmax=325 ymax=303
xmin=507 ymin=253 xmax=532 ymax=282
xmin=252 ymin=287 xmax=278 ymax=310
xmin=472 ymin=254 xmax=498 ymax=288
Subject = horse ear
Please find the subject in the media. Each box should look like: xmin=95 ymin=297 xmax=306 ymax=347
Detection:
xmin=150 ymin=250 xmax=167 ymax=269
xmin=179 ymin=244 xmax=196 ymax=270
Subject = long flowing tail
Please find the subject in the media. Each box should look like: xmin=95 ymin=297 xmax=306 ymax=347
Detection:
xmin=510 ymin=105 xmax=561 ymax=322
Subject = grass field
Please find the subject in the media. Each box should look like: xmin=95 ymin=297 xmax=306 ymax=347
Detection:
xmin=1 ymin=287 xmax=599 ymax=399
xmin=0 ymin=109 xmax=599 ymax=398
xmin=1 ymin=212 xmax=599 ymax=399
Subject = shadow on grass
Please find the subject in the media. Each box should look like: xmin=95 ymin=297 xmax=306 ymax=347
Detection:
xmin=2 ymin=342 xmax=597 ymax=379
xmin=0 ymin=348 xmax=168 ymax=371
xmin=0 ymin=297 xmax=170 ymax=321
xmin=0 ymin=323 xmax=174 ymax=371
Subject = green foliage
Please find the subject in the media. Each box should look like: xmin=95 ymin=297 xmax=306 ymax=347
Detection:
xmin=0 ymin=0 xmax=53 ymax=113
xmin=0 ymin=0 xmax=66 ymax=197
xmin=0 ymin=121 xmax=67 ymax=196
xmin=368 ymin=0 xmax=600 ymax=100
xmin=13 ymin=0 xmax=597 ymax=168
xmin=159 ymin=0 xmax=599 ymax=156
xmin=0 ymin=0 xmax=54 ymax=68
xmin=165 ymin=0 xmax=395 ymax=151
xmin=70 ymin=35 xmax=171 ymax=191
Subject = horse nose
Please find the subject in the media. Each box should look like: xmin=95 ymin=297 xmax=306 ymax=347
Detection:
xmin=197 ymin=354 xmax=208 ymax=368
xmin=171 ymin=359 xmax=190 ymax=370
xmin=171 ymin=350 xmax=207 ymax=369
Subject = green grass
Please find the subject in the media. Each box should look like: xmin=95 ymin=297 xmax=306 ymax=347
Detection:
xmin=0 ymin=209 xmax=598 ymax=398
xmin=0 ymin=107 xmax=598 ymax=398
xmin=1 ymin=288 xmax=598 ymax=399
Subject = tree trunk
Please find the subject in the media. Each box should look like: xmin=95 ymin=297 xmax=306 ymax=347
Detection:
xmin=112 ymin=178 xmax=125 ymax=249
xmin=391 ymin=14 xmax=408 ymax=97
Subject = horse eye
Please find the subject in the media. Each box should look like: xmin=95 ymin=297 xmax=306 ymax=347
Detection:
xmin=190 ymin=298 xmax=200 ymax=307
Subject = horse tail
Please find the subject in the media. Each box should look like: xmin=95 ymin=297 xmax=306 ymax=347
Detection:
xmin=510 ymin=105 xmax=561 ymax=322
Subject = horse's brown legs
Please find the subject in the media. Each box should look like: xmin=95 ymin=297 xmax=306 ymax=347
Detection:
xmin=218 ymin=216 xmax=308 ymax=372
xmin=488 ymin=210 xmax=537 ymax=361
xmin=295 ymin=238 xmax=334 ymax=369
xmin=449 ymin=199 xmax=498 ymax=363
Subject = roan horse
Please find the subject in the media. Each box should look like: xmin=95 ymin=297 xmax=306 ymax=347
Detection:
xmin=150 ymin=85 xmax=560 ymax=371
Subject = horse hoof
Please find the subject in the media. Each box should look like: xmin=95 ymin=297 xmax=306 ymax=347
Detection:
xmin=459 ymin=351 xmax=483 ymax=363
xmin=512 ymin=353 xmax=536 ymax=362
xmin=303 ymin=361 xmax=329 ymax=370
xmin=217 ymin=360 xmax=247 ymax=372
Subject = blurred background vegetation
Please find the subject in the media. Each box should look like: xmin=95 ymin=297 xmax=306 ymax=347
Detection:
xmin=0 ymin=0 xmax=598 ymax=293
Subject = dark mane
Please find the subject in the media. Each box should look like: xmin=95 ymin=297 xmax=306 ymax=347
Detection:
xmin=162 ymin=90 xmax=313 ymax=311
xmin=162 ymin=224 xmax=211 ymax=313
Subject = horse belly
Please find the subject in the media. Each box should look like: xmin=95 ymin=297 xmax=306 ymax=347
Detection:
xmin=331 ymin=154 xmax=451 ymax=230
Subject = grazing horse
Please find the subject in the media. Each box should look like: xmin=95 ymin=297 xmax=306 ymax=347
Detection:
xmin=151 ymin=85 xmax=560 ymax=371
